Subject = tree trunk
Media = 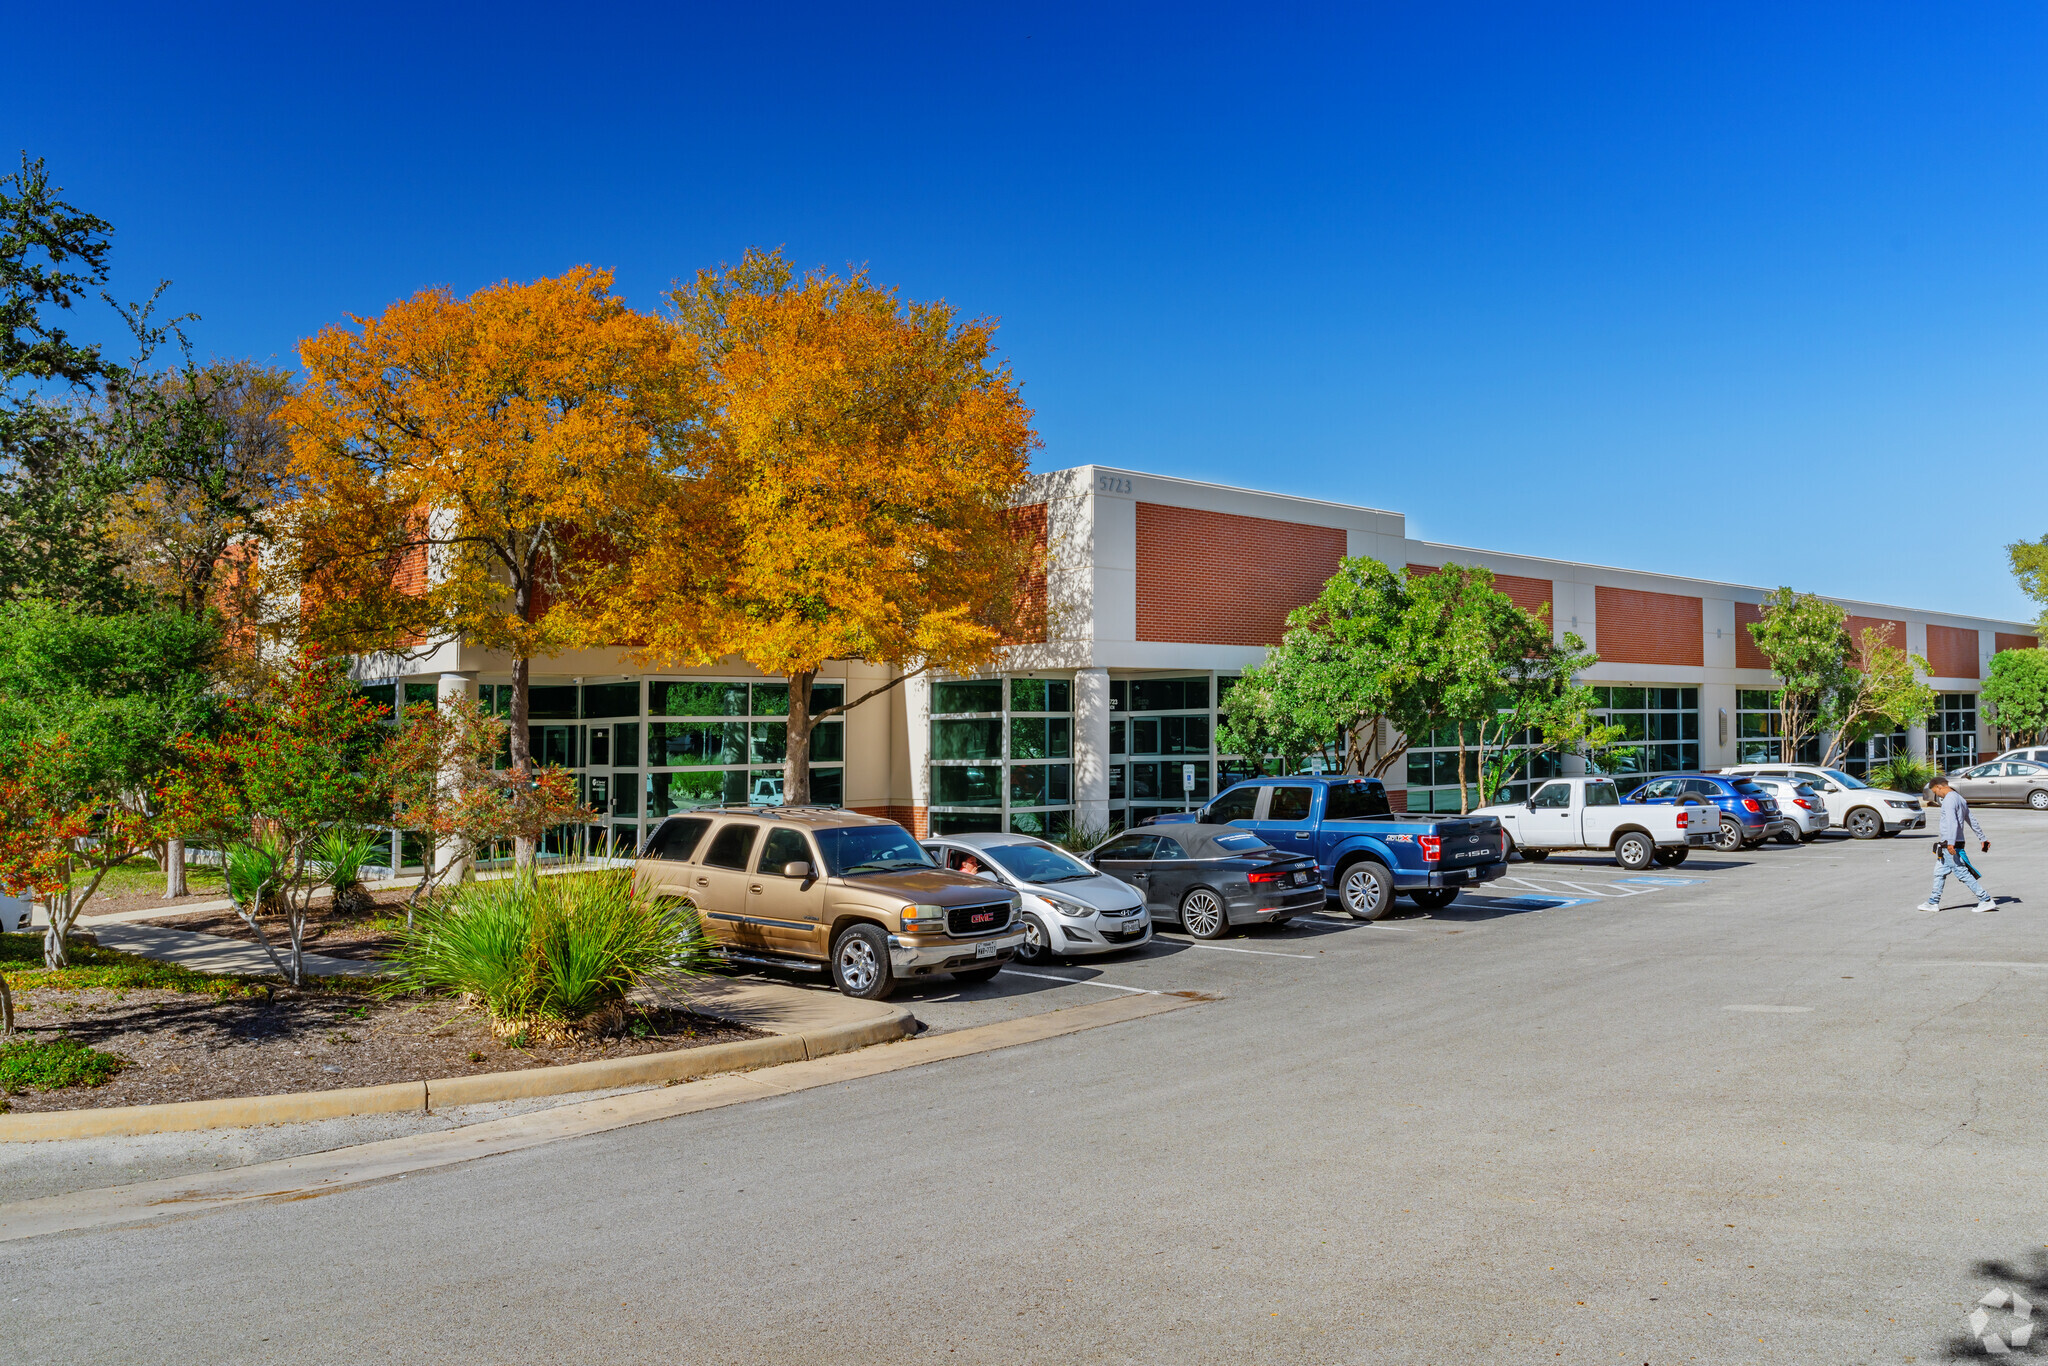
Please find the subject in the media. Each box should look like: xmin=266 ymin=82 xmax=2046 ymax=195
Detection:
xmin=0 ymin=972 xmax=12 ymax=1036
xmin=1458 ymin=733 xmax=1470 ymax=814
xmin=42 ymin=851 xmax=75 ymax=969
xmin=163 ymin=837 xmax=188 ymax=899
xmin=509 ymin=650 xmax=534 ymax=871
xmin=783 ymin=671 xmax=815 ymax=806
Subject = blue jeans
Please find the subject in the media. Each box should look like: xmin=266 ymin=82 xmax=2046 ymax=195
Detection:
xmin=1930 ymin=847 xmax=1986 ymax=903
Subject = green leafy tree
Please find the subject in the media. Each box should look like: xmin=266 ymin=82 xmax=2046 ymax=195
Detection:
xmin=1983 ymin=647 xmax=2048 ymax=748
xmin=1746 ymin=588 xmax=1856 ymax=763
xmin=165 ymin=651 xmax=395 ymax=985
xmin=0 ymin=599 xmax=220 ymax=964
xmin=1217 ymin=557 xmax=1415 ymax=776
xmin=2009 ymin=534 xmax=2048 ymax=638
xmin=1818 ymin=628 xmax=1935 ymax=770
xmin=1473 ymin=633 xmax=1628 ymax=806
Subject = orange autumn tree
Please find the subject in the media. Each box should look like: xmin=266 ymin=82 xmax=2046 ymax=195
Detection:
xmin=283 ymin=268 xmax=693 ymax=867
xmin=592 ymin=249 xmax=1041 ymax=806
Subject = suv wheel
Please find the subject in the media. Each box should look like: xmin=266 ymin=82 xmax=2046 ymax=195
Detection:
xmin=1614 ymin=831 xmax=1654 ymax=871
xmin=1407 ymin=887 xmax=1458 ymax=911
xmin=831 ymin=924 xmax=896 ymax=1000
xmin=1717 ymin=817 xmax=1744 ymax=852
xmin=1180 ymin=887 xmax=1230 ymax=939
xmin=1846 ymin=807 xmax=1882 ymax=840
xmin=1338 ymin=860 xmax=1395 ymax=921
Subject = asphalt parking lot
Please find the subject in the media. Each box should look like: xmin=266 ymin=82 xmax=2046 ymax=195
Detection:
xmin=9 ymin=808 xmax=2046 ymax=1365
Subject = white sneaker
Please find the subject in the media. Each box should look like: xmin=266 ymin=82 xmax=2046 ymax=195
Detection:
xmin=1914 ymin=900 xmax=1941 ymax=913
xmin=1974 ymin=900 xmax=1998 ymax=913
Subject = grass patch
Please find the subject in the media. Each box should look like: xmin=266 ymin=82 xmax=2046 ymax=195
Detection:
xmin=0 ymin=1036 xmax=128 ymax=1094
xmin=90 ymin=855 xmax=228 ymax=901
xmin=1 ymin=932 xmax=270 ymax=998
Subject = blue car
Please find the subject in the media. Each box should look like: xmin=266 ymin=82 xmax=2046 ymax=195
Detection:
xmin=1625 ymin=774 xmax=1783 ymax=851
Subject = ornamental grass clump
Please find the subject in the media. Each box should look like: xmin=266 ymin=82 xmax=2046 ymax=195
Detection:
xmin=392 ymin=871 xmax=712 ymax=1040
xmin=1871 ymin=755 xmax=1939 ymax=800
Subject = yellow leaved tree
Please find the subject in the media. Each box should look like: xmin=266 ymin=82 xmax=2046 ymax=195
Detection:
xmin=593 ymin=249 xmax=1042 ymax=806
xmin=282 ymin=268 xmax=694 ymax=866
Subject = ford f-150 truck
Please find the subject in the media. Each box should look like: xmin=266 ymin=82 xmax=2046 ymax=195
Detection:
xmin=1150 ymin=775 xmax=1506 ymax=921
xmin=1473 ymin=776 xmax=1715 ymax=869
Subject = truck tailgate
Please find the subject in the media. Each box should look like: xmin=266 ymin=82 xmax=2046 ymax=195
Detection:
xmin=1433 ymin=817 xmax=1502 ymax=869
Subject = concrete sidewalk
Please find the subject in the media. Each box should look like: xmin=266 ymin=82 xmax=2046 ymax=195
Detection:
xmin=88 ymin=924 xmax=390 ymax=978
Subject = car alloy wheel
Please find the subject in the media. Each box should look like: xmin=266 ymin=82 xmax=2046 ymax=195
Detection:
xmin=1614 ymin=831 xmax=1654 ymax=871
xmin=1180 ymin=888 xmax=1228 ymax=939
xmin=1717 ymin=817 xmax=1743 ymax=851
xmin=1339 ymin=860 xmax=1394 ymax=921
xmin=832 ymin=924 xmax=895 ymax=999
xmin=2031 ymin=789 xmax=2048 ymax=811
xmin=1015 ymin=915 xmax=1051 ymax=963
xmin=1846 ymin=808 xmax=1882 ymax=840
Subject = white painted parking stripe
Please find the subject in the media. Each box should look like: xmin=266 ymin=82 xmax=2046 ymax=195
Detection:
xmin=1171 ymin=942 xmax=1319 ymax=959
xmin=1000 ymin=969 xmax=1158 ymax=995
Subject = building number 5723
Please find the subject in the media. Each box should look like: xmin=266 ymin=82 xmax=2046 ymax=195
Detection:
xmin=1096 ymin=474 xmax=1133 ymax=494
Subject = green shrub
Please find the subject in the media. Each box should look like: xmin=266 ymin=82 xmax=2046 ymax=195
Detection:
xmin=1871 ymin=755 xmax=1938 ymax=798
xmin=391 ymin=871 xmax=713 ymax=1032
xmin=311 ymin=826 xmax=384 ymax=913
xmin=0 ymin=1036 xmax=127 ymax=1093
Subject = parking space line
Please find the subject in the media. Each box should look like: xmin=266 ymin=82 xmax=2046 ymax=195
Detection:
xmin=1000 ymin=969 xmax=1158 ymax=994
xmin=1169 ymin=942 xmax=1318 ymax=959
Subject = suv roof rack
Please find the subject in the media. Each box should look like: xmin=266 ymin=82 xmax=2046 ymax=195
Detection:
xmin=683 ymin=802 xmax=848 ymax=818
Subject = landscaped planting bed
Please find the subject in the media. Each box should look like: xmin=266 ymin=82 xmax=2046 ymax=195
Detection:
xmin=134 ymin=887 xmax=413 ymax=961
xmin=0 ymin=933 xmax=761 ymax=1114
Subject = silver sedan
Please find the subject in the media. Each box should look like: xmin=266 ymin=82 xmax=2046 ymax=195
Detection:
xmin=921 ymin=832 xmax=1150 ymax=962
xmin=1946 ymin=760 xmax=2048 ymax=811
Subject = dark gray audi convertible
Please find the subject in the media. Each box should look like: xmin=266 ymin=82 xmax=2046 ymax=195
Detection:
xmin=1086 ymin=824 xmax=1324 ymax=939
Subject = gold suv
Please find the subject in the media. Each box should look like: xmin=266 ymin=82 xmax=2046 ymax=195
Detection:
xmin=635 ymin=807 xmax=1025 ymax=999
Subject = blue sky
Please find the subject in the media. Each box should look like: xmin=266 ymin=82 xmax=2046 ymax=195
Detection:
xmin=7 ymin=2 xmax=2046 ymax=622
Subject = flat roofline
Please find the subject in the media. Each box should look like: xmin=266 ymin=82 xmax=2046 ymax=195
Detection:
xmin=1412 ymin=537 xmax=2037 ymax=631
xmin=1043 ymin=463 xmax=1403 ymax=519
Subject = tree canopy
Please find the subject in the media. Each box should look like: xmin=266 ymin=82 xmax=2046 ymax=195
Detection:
xmin=1983 ymin=647 xmax=2048 ymax=745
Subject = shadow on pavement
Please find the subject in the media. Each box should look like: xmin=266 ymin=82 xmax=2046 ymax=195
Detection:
xmin=1935 ymin=1248 xmax=2048 ymax=1359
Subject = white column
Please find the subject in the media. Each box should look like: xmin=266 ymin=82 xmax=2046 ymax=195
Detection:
xmin=1907 ymin=723 xmax=1929 ymax=765
xmin=436 ymin=672 xmax=477 ymax=883
xmin=1073 ymin=667 xmax=1111 ymax=831
xmin=905 ymin=672 xmax=932 ymax=837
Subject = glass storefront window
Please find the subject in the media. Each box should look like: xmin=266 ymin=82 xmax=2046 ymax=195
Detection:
xmin=930 ymin=674 xmax=1075 ymax=831
xmin=1932 ymin=693 xmax=1978 ymax=770
xmin=934 ymin=718 xmax=1003 ymax=760
xmin=1009 ymin=716 xmax=1072 ymax=760
xmin=934 ymin=679 xmax=1002 ymax=714
xmin=583 ymin=681 xmax=640 ymax=718
xmin=1010 ymin=678 xmax=1071 ymax=713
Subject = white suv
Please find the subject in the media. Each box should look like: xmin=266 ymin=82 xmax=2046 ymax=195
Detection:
xmin=1721 ymin=765 xmax=1926 ymax=840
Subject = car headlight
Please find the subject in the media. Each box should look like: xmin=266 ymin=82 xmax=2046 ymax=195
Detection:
xmin=900 ymin=904 xmax=946 ymax=930
xmin=1037 ymin=892 xmax=1092 ymax=918
xmin=1885 ymin=800 xmax=1916 ymax=810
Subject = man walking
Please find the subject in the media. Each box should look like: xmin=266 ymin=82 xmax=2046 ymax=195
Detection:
xmin=1916 ymin=774 xmax=1995 ymax=913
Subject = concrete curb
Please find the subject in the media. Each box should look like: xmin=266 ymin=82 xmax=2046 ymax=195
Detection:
xmin=0 ymin=1006 xmax=914 ymax=1142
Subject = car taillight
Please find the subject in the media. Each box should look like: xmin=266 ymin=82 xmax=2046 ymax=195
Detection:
xmin=1677 ymin=810 xmax=1688 ymax=828
xmin=1741 ymin=798 xmax=1760 ymax=813
xmin=1795 ymin=799 xmax=1813 ymax=810
xmin=1248 ymin=869 xmax=1285 ymax=885
xmin=1419 ymin=835 xmax=1441 ymax=863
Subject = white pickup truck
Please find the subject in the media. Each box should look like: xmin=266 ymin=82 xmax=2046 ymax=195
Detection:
xmin=1474 ymin=776 xmax=1717 ymax=870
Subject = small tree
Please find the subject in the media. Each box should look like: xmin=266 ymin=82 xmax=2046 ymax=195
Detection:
xmin=284 ymin=268 xmax=690 ymax=867
xmin=1746 ymin=588 xmax=1855 ymax=763
xmin=385 ymin=692 xmax=590 ymax=920
xmin=166 ymin=652 xmax=394 ymax=985
xmin=2009 ymin=533 xmax=2048 ymax=639
xmin=1217 ymin=557 xmax=1416 ymax=778
xmin=1472 ymin=633 xmax=1626 ymax=807
xmin=1983 ymin=647 xmax=2048 ymax=748
xmin=1818 ymin=627 xmax=1935 ymax=770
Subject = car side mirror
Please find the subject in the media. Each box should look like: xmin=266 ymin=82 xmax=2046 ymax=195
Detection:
xmin=782 ymin=861 xmax=814 ymax=880
xmin=1524 ymin=797 xmax=1536 ymax=809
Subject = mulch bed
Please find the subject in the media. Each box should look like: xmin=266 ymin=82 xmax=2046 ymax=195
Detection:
xmin=133 ymin=889 xmax=419 ymax=962
xmin=0 ymin=988 xmax=765 ymax=1114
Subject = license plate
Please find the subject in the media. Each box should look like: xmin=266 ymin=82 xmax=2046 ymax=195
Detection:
xmin=975 ymin=940 xmax=998 ymax=958
xmin=1293 ymin=871 xmax=1310 ymax=885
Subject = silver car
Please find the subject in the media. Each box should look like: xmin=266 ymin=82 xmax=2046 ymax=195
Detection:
xmin=1946 ymin=760 xmax=2048 ymax=811
xmin=1745 ymin=777 xmax=1831 ymax=842
xmin=921 ymin=832 xmax=1150 ymax=963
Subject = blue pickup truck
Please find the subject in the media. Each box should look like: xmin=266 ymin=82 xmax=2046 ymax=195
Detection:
xmin=1149 ymin=774 xmax=1508 ymax=920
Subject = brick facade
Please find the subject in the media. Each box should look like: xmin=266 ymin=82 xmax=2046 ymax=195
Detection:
xmin=1594 ymin=586 xmax=1704 ymax=667
xmin=1926 ymin=624 xmax=1980 ymax=679
xmin=853 ymin=805 xmax=928 ymax=837
xmin=1135 ymin=504 xmax=1347 ymax=646
xmin=1733 ymin=601 xmax=1767 ymax=670
xmin=1996 ymin=632 xmax=2040 ymax=653
xmin=1406 ymin=564 xmax=1555 ymax=623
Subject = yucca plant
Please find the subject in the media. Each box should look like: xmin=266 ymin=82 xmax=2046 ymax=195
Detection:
xmin=391 ymin=870 xmax=714 ymax=1038
xmin=310 ymin=826 xmax=383 ymax=915
xmin=222 ymin=830 xmax=302 ymax=983
xmin=1054 ymin=821 xmax=1118 ymax=857
xmin=1871 ymin=755 xmax=1939 ymax=800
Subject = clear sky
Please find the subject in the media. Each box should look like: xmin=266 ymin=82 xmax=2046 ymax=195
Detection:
xmin=7 ymin=2 xmax=2046 ymax=623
